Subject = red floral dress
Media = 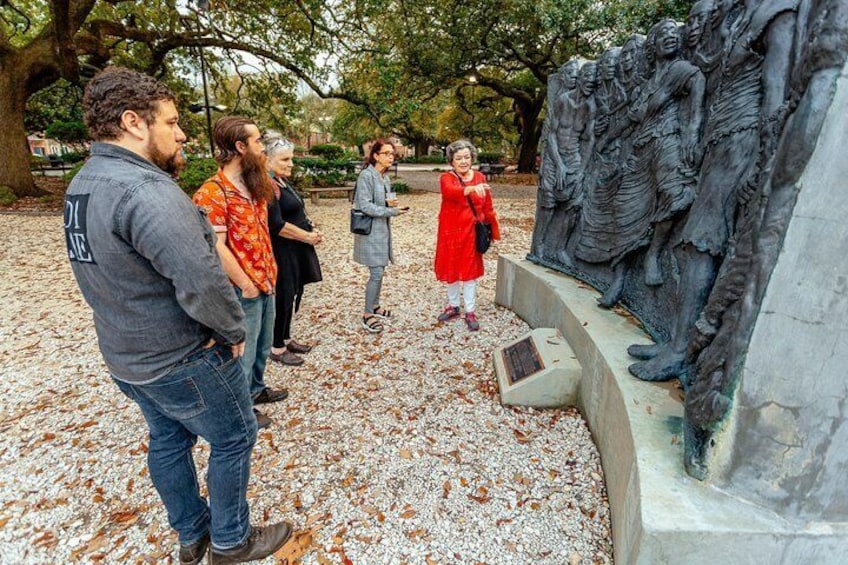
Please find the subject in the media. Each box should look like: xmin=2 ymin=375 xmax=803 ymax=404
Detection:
xmin=434 ymin=171 xmax=500 ymax=283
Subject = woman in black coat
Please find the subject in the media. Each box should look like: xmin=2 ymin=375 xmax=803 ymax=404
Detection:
xmin=264 ymin=136 xmax=323 ymax=365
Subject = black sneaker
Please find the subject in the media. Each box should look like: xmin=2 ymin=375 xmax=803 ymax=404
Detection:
xmin=179 ymin=533 xmax=210 ymax=565
xmin=208 ymin=522 xmax=293 ymax=564
xmin=253 ymin=409 xmax=272 ymax=430
xmin=253 ymin=387 xmax=289 ymax=404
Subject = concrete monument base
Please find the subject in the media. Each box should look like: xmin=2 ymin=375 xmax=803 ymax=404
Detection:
xmin=494 ymin=328 xmax=581 ymax=408
xmin=495 ymin=255 xmax=848 ymax=564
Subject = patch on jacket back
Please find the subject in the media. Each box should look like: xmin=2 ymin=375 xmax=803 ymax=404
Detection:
xmin=64 ymin=194 xmax=96 ymax=264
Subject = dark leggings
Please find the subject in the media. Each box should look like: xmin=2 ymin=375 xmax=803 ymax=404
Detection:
xmin=273 ymin=284 xmax=303 ymax=349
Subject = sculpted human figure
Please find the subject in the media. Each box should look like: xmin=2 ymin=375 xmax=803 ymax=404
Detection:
xmin=580 ymin=22 xmax=704 ymax=307
xmin=638 ymin=19 xmax=705 ymax=288
xmin=542 ymin=60 xmax=597 ymax=265
xmin=575 ymin=38 xmax=648 ymax=304
xmin=532 ymin=60 xmax=580 ymax=260
xmin=681 ymin=0 xmax=847 ymax=478
xmin=628 ymin=0 xmax=801 ymax=383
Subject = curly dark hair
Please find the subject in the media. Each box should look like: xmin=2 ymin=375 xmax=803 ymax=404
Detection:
xmin=83 ymin=67 xmax=176 ymax=141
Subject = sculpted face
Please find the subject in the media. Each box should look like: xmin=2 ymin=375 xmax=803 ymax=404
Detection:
xmin=655 ymin=21 xmax=681 ymax=59
xmin=687 ymin=0 xmax=713 ymax=47
xmin=620 ymin=38 xmax=641 ymax=74
xmin=561 ymin=61 xmax=580 ymax=90
xmin=600 ymin=49 xmax=620 ymax=81
xmin=578 ymin=62 xmax=598 ymax=96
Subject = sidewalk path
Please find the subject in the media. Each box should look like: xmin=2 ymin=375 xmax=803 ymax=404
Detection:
xmin=0 ymin=192 xmax=612 ymax=564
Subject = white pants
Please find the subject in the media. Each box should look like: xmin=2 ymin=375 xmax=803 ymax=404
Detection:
xmin=446 ymin=280 xmax=477 ymax=313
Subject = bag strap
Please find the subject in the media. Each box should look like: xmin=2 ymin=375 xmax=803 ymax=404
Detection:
xmin=453 ymin=171 xmax=483 ymax=222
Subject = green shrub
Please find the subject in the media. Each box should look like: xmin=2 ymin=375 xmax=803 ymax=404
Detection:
xmin=310 ymin=143 xmax=345 ymax=161
xmin=478 ymin=152 xmax=503 ymax=164
xmin=62 ymin=150 xmax=88 ymax=163
xmin=0 ymin=185 xmax=16 ymax=206
xmin=30 ymin=155 xmax=46 ymax=171
xmin=290 ymin=157 xmax=356 ymax=189
xmin=63 ymin=161 xmax=85 ymax=183
xmin=390 ymin=180 xmax=410 ymax=194
xmin=178 ymin=157 xmax=219 ymax=195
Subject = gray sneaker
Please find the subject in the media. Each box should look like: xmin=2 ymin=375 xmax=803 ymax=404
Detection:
xmin=437 ymin=305 xmax=461 ymax=322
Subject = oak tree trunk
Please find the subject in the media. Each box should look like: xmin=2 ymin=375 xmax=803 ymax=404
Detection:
xmin=0 ymin=66 xmax=42 ymax=197
xmin=513 ymin=95 xmax=545 ymax=173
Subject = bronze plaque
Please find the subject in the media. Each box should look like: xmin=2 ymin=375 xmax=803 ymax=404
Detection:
xmin=502 ymin=337 xmax=543 ymax=385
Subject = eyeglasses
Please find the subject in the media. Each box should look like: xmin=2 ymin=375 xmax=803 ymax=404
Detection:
xmin=378 ymin=150 xmax=396 ymax=156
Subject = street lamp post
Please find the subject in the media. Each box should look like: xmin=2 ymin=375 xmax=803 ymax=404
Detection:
xmin=198 ymin=47 xmax=214 ymax=156
xmin=467 ymin=74 xmax=478 ymax=144
xmin=192 ymin=0 xmax=216 ymax=156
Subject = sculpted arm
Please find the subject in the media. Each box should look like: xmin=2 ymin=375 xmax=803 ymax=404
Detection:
xmin=761 ymin=12 xmax=796 ymax=121
xmin=682 ymin=72 xmax=706 ymax=167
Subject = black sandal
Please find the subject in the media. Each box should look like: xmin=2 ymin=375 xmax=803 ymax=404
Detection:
xmin=372 ymin=306 xmax=392 ymax=319
xmin=362 ymin=315 xmax=384 ymax=333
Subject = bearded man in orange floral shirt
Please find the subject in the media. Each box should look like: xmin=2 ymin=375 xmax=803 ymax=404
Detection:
xmin=194 ymin=116 xmax=288 ymax=429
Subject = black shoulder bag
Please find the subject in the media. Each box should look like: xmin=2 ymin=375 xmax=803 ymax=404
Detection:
xmin=350 ymin=177 xmax=373 ymax=235
xmin=454 ymin=172 xmax=492 ymax=254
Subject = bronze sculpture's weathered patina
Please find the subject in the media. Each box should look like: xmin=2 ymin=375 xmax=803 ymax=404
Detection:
xmin=528 ymin=0 xmax=848 ymax=479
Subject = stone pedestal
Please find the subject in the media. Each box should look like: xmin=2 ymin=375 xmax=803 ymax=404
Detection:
xmin=495 ymin=255 xmax=848 ymax=564
xmin=494 ymin=328 xmax=581 ymax=408
xmin=710 ymin=63 xmax=848 ymax=522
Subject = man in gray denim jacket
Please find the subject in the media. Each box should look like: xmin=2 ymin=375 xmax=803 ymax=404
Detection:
xmin=65 ymin=67 xmax=293 ymax=564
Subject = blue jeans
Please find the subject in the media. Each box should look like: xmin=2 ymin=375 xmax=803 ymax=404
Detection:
xmin=113 ymin=343 xmax=257 ymax=549
xmin=237 ymin=290 xmax=275 ymax=399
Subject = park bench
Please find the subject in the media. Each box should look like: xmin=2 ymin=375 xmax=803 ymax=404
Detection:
xmin=303 ymin=186 xmax=355 ymax=206
xmin=479 ymin=163 xmax=506 ymax=182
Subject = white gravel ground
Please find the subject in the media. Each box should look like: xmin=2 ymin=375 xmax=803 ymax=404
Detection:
xmin=0 ymin=192 xmax=613 ymax=564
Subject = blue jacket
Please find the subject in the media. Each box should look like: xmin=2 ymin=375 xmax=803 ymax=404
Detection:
xmin=64 ymin=143 xmax=245 ymax=384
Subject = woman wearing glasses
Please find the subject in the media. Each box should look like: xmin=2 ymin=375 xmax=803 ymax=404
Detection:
xmin=434 ymin=139 xmax=500 ymax=331
xmin=353 ymin=139 xmax=408 ymax=333
xmin=264 ymin=135 xmax=324 ymax=365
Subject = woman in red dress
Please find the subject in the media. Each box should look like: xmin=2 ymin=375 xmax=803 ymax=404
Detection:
xmin=434 ymin=140 xmax=500 ymax=331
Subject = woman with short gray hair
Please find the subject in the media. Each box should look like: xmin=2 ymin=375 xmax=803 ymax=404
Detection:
xmin=434 ymin=139 xmax=500 ymax=331
xmin=264 ymin=133 xmax=323 ymax=365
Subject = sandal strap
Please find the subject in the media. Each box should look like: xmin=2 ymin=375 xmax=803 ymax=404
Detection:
xmin=372 ymin=306 xmax=392 ymax=318
xmin=363 ymin=315 xmax=383 ymax=329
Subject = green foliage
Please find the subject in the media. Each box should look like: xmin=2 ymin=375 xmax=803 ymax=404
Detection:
xmin=290 ymin=157 xmax=357 ymax=189
xmin=177 ymin=157 xmax=219 ymax=196
xmin=398 ymin=155 xmax=445 ymax=164
xmin=309 ymin=144 xmax=346 ymax=161
xmin=63 ymin=151 xmax=88 ymax=164
xmin=63 ymin=162 xmax=86 ymax=183
xmin=30 ymin=154 xmax=46 ymax=171
xmin=25 ymin=80 xmax=85 ymax=133
xmin=390 ymin=180 xmax=410 ymax=194
xmin=478 ymin=152 xmax=503 ymax=164
xmin=45 ymin=121 xmax=88 ymax=145
xmin=0 ymin=185 xmax=16 ymax=206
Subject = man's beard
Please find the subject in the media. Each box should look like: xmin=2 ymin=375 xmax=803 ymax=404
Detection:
xmin=149 ymin=141 xmax=185 ymax=175
xmin=241 ymin=149 xmax=273 ymax=202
